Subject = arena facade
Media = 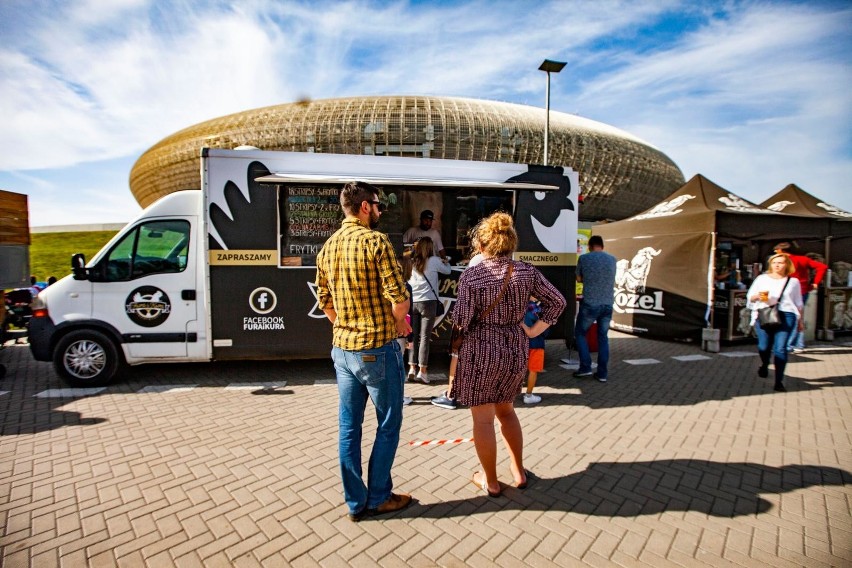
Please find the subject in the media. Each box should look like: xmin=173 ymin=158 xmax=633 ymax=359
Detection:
xmin=129 ymin=96 xmax=684 ymax=221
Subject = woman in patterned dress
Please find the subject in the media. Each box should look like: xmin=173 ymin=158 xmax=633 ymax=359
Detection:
xmin=451 ymin=212 xmax=566 ymax=496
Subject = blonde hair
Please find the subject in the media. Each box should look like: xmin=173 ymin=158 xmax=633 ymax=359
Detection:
xmin=766 ymin=253 xmax=795 ymax=276
xmin=478 ymin=212 xmax=517 ymax=257
xmin=411 ymin=237 xmax=434 ymax=274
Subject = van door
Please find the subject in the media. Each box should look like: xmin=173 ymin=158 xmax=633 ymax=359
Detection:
xmin=90 ymin=218 xmax=197 ymax=359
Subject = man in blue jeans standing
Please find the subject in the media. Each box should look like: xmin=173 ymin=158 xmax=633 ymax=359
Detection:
xmin=315 ymin=181 xmax=414 ymax=522
xmin=573 ymin=235 xmax=617 ymax=382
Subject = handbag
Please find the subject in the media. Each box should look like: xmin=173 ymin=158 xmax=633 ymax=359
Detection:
xmin=424 ymin=276 xmax=445 ymax=317
xmin=450 ymin=262 xmax=514 ymax=354
xmin=757 ymin=277 xmax=789 ymax=331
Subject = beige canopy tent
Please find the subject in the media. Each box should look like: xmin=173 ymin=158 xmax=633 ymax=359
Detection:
xmin=761 ymin=184 xmax=852 ymax=282
xmin=762 ymin=184 xmax=852 ymax=219
xmin=762 ymin=185 xmax=852 ymax=336
xmin=594 ymin=175 xmax=832 ymax=340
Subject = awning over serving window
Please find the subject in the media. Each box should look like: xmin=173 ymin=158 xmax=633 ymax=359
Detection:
xmin=255 ymin=173 xmax=558 ymax=192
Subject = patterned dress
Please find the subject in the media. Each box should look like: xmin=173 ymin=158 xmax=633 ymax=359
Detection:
xmin=450 ymin=256 xmax=566 ymax=406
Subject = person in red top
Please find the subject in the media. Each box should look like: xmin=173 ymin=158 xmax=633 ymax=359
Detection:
xmin=773 ymin=242 xmax=828 ymax=353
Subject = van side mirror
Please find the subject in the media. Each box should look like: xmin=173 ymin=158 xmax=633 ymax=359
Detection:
xmin=71 ymin=253 xmax=88 ymax=280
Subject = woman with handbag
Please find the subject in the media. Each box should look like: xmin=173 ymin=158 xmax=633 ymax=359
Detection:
xmin=451 ymin=212 xmax=565 ymax=497
xmin=746 ymin=253 xmax=803 ymax=392
xmin=407 ymin=237 xmax=451 ymax=384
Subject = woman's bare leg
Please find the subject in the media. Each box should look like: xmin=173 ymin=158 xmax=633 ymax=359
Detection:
xmin=495 ymin=402 xmax=526 ymax=486
xmin=470 ymin=404 xmax=500 ymax=493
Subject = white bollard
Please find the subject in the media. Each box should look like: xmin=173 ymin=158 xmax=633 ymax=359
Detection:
xmin=702 ymin=328 xmax=721 ymax=353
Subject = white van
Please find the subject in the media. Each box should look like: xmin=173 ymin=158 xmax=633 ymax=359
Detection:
xmin=30 ymin=149 xmax=579 ymax=386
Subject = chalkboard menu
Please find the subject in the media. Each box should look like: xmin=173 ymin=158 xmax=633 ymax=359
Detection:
xmin=280 ymin=184 xmax=343 ymax=266
xmin=278 ymin=183 xmax=406 ymax=267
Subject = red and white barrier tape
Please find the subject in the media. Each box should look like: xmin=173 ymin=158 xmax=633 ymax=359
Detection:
xmin=408 ymin=438 xmax=474 ymax=447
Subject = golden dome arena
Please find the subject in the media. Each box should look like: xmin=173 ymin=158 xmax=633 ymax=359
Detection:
xmin=130 ymin=95 xmax=684 ymax=221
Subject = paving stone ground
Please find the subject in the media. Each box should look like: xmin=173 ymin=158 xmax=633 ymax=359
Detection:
xmin=1 ymin=332 xmax=850 ymax=567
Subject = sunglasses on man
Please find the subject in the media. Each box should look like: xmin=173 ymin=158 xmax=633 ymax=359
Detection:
xmin=366 ymin=200 xmax=387 ymax=212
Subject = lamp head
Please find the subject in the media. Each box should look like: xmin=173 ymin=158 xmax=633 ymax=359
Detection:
xmin=538 ymin=59 xmax=566 ymax=73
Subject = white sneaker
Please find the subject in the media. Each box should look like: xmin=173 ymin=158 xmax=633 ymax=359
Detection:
xmin=403 ymin=396 xmax=413 ymax=406
xmin=523 ymin=393 xmax=541 ymax=405
xmin=416 ymin=371 xmax=430 ymax=384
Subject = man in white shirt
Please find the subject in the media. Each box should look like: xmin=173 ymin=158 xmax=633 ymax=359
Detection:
xmin=403 ymin=210 xmax=446 ymax=259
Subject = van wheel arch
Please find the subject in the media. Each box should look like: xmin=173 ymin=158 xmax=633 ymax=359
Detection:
xmin=53 ymin=328 xmax=126 ymax=387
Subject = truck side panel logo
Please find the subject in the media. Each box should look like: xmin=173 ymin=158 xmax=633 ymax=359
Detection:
xmin=126 ymin=287 xmax=171 ymax=327
xmin=249 ymin=287 xmax=277 ymax=314
xmin=245 ymin=287 xmax=285 ymax=330
xmin=511 ymin=167 xmax=578 ymax=256
xmin=307 ymin=282 xmax=326 ymax=319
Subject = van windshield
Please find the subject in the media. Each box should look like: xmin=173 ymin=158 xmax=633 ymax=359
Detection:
xmin=101 ymin=220 xmax=191 ymax=281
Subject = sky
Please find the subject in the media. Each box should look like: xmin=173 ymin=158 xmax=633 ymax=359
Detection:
xmin=1 ymin=0 xmax=850 ymax=227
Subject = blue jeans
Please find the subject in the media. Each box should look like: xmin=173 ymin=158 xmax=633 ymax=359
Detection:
xmin=787 ymin=292 xmax=808 ymax=350
xmin=756 ymin=310 xmax=797 ymax=384
xmin=574 ymin=302 xmax=613 ymax=378
xmin=331 ymin=340 xmax=405 ymax=515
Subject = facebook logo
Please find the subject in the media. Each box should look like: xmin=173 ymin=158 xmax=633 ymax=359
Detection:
xmin=249 ymin=287 xmax=277 ymax=315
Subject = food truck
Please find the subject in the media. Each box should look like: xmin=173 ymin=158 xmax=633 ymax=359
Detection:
xmin=29 ymin=149 xmax=579 ymax=386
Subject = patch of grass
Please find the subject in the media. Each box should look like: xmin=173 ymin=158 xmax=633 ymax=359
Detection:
xmin=30 ymin=231 xmax=118 ymax=282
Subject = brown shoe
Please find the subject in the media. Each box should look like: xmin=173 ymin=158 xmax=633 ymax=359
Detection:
xmin=368 ymin=492 xmax=412 ymax=517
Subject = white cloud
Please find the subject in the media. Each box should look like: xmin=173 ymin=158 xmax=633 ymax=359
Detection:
xmin=31 ymin=188 xmax=140 ymax=227
xmin=0 ymin=50 xmax=106 ymax=167
xmin=0 ymin=0 xmax=680 ymax=172
xmin=572 ymin=2 xmax=852 ymax=209
xmin=0 ymin=0 xmax=850 ymax=224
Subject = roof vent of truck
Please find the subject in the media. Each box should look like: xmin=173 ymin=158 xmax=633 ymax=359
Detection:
xmin=234 ymin=145 xmax=260 ymax=151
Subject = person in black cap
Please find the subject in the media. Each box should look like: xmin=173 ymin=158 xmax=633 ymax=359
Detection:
xmin=403 ymin=210 xmax=446 ymax=259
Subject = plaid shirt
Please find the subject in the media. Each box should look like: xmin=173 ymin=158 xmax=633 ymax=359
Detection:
xmin=315 ymin=217 xmax=409 ymax=351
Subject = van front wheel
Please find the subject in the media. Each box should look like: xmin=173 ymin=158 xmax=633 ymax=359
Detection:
xmin=54 ymin=330 xmax=121 ymax=387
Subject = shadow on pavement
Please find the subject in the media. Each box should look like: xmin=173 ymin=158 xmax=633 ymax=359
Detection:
xmin=2 ymin=334 xmax=848 ymax=435
xmin=0 ymin=400 xmax=107 ymax=436
xmin=529 ymin=335 xmax=852 ymax=409
xmin=397 ymin=459 xmax=851 ymax=519
xmin=116 ymin=358 xmax=331 ymax=386
xmin=531 ymin=371 xmax=852 ymax=409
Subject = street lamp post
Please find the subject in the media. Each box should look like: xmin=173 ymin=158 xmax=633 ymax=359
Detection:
xmin=538 ymin=59 xmax=566 ymax=166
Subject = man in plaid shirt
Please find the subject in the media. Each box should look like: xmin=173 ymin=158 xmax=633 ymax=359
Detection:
xmin=315 ymin=181 xmax=413 ymax=521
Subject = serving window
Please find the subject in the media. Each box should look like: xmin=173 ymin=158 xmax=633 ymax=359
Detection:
xmin=277 ymin=182 xmax=514 ymax=267
xmin=439 ymin=190 xmax=513 ymax=263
